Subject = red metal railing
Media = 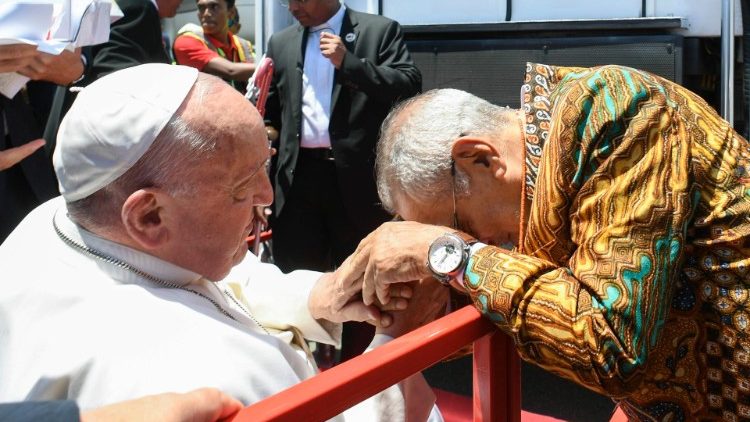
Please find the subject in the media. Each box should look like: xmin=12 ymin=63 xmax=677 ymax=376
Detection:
xmin=232 ymin=305 xmax=521 ymax=422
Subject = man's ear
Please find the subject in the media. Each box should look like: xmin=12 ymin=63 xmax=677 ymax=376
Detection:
xmin=451 ymin=137 xmax=506 ymax=180
xmin=121 ymin=189 xmax=170 ymax=250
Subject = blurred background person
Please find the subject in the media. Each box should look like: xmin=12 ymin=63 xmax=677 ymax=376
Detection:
xmin=228 ymin=4 xmax=242 ymax=34
xmin=0 ymin=43 xmax=84 ymax=242
xmin=264 ymin=0 xmax=422 ymax=363
xmin=173 ymin=0 xmax=256 ymax=93
xmin=43 ymin=0 xmax=183 ymax=165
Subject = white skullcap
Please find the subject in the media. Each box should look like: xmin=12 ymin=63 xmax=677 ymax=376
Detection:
xmin=54 ymin=63 xmax=199 ymax=202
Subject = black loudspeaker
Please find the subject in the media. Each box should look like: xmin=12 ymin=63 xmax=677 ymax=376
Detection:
xmin=405 ymin=35 xmax=683 ymax=107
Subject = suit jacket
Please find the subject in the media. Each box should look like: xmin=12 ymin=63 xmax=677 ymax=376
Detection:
xmin=0 ymin=401 xmax=79 ymax=421
xmin=264 ymin=8 xmax=421 ymax=230
xmin=43 ymin=0 xmax=169 ymax=150
xmin=88 ymin=0 xmax=170 ymax=76
xmin=0 ymin=88 xmax=60 ymax=241
xmin=0 ymin=91 xmax=59 ymax=202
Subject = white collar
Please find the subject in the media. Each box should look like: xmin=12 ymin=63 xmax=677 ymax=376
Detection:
xmin=310 ymin=3 xmax=346 ymax=35
xmin=149 ymin=0 xmax=158 ymax=11
xmin=54 ymin=206 xmax=203 ymax=288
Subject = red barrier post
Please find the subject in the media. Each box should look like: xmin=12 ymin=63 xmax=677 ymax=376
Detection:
xmin=473 ymin=332 xmax=521 ymax=422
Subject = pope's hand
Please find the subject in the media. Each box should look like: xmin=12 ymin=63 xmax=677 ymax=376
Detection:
xmin=338 ymin=221 xmax=448 ymax=307
xmin=308 ymin=266 xmax=414 ymax=328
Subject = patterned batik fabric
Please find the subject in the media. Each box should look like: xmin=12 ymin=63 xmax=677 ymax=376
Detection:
xmin=464 ymin=63 xmax=750 ymax=421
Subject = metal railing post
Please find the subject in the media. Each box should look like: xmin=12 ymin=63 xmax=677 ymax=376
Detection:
xmin=721 ymin=0 xmax=736 ymax=124
xmin=473 ymin=332 xmax=521 ymax=422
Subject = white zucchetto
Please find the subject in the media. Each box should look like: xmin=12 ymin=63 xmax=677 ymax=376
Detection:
xmin=53 ymin=63 xmax=199 ymax=202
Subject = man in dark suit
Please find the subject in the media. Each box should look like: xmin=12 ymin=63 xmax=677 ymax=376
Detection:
xmin=264 ymin=0 xmax=421 ymax=360
xmin=43 ymin=0 xmax=181 ymax=156
xmin=87 ymin=0 xmax=177 ymax=74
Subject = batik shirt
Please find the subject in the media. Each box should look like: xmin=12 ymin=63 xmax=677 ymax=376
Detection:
xmin=464 ymin=63 xmax=750 ymax=421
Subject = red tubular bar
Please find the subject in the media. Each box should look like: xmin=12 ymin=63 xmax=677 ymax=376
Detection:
xmin=474 ymin=332 xmax=522 ymax=422
xmin=232 ymin=305 xmax=522 ymax=422
xmin=245 ymin=229 xmax=273 ymax=246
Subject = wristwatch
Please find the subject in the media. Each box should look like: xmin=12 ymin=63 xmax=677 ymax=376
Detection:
xmin=427 ymin=232 xmax=476 ymax=285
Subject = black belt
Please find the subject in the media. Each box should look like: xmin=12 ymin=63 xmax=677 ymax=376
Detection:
xmin=298 ymin=148 xmax=335 ymax=161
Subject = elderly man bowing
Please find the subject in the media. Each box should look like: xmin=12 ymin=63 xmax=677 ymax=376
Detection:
xmin=342 ymin=64 xmax=750 ymax=420
xmin=0 ymin=63 xmax=443 ymax=421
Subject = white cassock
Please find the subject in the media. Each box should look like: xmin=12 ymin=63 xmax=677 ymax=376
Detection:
xmin=0 ymin=197 xmax=440 ymax=421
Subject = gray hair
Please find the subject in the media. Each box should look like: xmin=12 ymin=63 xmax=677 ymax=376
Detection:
xmin=376 ymin=88 xmax=515 ymax=214
xmin=67 ymin=73 xmax=224 ymax=230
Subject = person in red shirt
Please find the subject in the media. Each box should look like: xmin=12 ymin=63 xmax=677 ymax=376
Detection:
xmin=173 ymin=0 xmax=255 ymax=93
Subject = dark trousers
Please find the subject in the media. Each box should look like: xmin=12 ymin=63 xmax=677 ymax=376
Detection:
xmin=272 ymin=151 xmax=374 ymax=361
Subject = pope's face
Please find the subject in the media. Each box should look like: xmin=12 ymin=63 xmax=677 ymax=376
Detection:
xmin=168 ymin=84 xmax=272 ymax=281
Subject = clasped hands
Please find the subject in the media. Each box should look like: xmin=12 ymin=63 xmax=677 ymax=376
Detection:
xmin=309 ymin=221 xmax=453 ymax=337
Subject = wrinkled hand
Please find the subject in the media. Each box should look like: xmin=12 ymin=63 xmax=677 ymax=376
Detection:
xmin=377 ymin=278 xmax=449 ymax=338
xmin=339 ymin=221 xmax=448 ymax=307
xmin=319 ymin=32 xmax=346 ymax=69
xmin=80 ymin=388 xmax=243 ymax=422
xmin=0 ymin=138 xmax=45 ymax=171
xmin=309 ymin=263 xmax=414 ymax=328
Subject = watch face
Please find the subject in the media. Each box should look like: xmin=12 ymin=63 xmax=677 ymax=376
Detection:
xmin=428 ymin=235 xmax=465 ymax=275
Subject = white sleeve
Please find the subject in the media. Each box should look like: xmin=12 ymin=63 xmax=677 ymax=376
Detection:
xmin=341 ymin=335 xmax=444 ymax=422
xmin=225 ymin=253 xmax=342 ymax=345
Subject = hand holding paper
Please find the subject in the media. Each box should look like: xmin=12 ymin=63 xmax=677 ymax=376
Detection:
xmin=0 ymin=0 xmax=122 ymax=98
xmin=0 ymin=43 xmax=37 ymax=73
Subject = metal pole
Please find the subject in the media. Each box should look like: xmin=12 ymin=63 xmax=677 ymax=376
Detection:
xmin=721 ymin=0 xmax=736 ymax=125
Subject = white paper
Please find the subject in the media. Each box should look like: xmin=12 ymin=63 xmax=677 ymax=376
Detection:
xmin=0 ymin=0 xmax=121 ymax=98
xmin=0 ymin=2 xmax=54 ymax=41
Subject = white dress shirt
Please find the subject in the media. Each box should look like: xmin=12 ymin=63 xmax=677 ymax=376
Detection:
xmin=300 ymin=4 xmax=346 ymax=149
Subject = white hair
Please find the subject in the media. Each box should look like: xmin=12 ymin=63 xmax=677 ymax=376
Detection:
xmin=67 ymin=74 xmax=225 ymax=229
xmin=376 ymin=88 xmax=515 ymax=214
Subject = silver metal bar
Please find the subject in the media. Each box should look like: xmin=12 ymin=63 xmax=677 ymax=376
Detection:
xmin=721 ymin=0 xmax=735 ymax=125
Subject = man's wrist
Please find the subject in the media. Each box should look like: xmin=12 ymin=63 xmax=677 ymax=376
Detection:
xmin=70 ymin=54 xmax=87 ymax=85
xmin=426 ymin=231 xmax=477 ymax=285
xmin=455 ymin=242 xmax=487 ymax=290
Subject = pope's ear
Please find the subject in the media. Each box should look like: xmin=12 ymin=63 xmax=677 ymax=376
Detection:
xmin=121 ymin=189 xmax=169 ymax=249
xmin=451 ymin=137 xmax=505 ymax=179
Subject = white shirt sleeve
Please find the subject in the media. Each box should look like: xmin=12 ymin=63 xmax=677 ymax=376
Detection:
xmin=341 ymin=335 xmax=443 ymax=422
